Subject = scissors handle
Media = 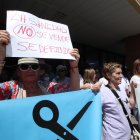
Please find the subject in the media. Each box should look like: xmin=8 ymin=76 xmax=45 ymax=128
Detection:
xmin=33 ymin=100 xmax=78 ymax=140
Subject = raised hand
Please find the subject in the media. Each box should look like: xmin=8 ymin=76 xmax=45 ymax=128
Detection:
xmin=69 ymin=48 xmax=80 ymax=68
xmin=0 ymin=30 xmax=10 ymax=60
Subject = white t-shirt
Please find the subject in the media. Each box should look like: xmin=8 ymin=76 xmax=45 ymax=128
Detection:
xmin=120 ymin=77 xmax=131 ymax=93
xmin=99 ymin=77 xmax=108 ymax=87
xmin=130 ymin=75 xmax=140 ymax=108
xmin=130 ymin=75 xmax=140 ymax=85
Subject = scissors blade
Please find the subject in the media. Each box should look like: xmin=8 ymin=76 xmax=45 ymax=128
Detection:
xmin=52 ymin=122 xmax=78 ymax=140
xmin=67 ymin=101 xmax=92 ymax=130
xmin=33 ymin=100 xmax=78 ymax=140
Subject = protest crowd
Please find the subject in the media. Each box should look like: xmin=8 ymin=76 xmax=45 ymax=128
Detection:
xmin=0 ymin=11 xmax=140 ymax=140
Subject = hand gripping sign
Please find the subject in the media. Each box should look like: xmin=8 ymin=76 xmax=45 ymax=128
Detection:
xmin=6 ymin=10 xmax=74 ymax=60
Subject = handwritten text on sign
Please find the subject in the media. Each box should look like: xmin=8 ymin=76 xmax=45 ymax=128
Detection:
xmin=6 ymin=10 xmax=74 ymax=59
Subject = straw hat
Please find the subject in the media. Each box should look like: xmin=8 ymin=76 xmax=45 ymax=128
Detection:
xmin=18 ymin=58 xmax=39 ymax=65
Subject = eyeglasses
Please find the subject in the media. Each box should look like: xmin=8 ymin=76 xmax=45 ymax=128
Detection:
xmin=19 ymin=64 xmax=40 ymax=71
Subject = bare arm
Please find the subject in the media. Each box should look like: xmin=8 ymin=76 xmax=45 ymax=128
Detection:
xmin=0 ymin=30 xmax=10 ymax=74
xmin=80 ymin=82 xmax=101 ymax=92
xmin=80 ymin=83 xmax=91 ymax=89
xmin=69 ymin=48 xmax=80 ymax=91
xmin=129 ymin=82 xmax=136 ymax=109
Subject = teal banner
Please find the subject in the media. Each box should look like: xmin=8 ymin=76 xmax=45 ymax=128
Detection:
xmin=0 ymin=89 xmax=102 ymax=140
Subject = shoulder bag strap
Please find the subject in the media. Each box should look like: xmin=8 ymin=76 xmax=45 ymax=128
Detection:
xmin=107 ymin=85 xmax=134 ymax=131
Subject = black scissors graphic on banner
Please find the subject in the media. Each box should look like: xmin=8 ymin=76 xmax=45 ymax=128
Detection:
xmin=33 ymin=100 xmax=92 ymax=140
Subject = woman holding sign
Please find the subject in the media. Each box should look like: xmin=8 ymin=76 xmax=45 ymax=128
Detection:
xmin=130 ymin=58 xmax=140 ymax=130
xmin=0 ymin=30 xmax=80 ymax=99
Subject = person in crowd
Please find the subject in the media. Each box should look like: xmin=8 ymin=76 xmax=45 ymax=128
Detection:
xmin=94 ymin=69 xmax=101 ymax=82
xmin=120 ymin=66 xmax=131 ymax=97
xmin=80 ymin=68 xmax=95 ymax=89
xmin=121 ymin=74 xmax=131 ymax=97
xmin=39 ymin=59 xmax=55 ymax=82
xmin=80 ymin=68 xmax=101 ymax=91
xmin=130 ymin=58 xmax=140 ymax=129
xmin=38 ymin=59 xmax=50 ymax=87
xmin=46 ymin=62 xmax=55 ymax=81
xmin=52 ymin=65 xmax=70 ymax=84
xmin=99 ymin=65 xmax=109 ymax=87
xmin=0 ymin=30 xmax=80 ymax=99
xmin=99 ymin=65 xmax=131 ymax=96
xmin=51 ymin=65 xmax=71 ymax=92
xmin=100 ymin=62 xmax=135 ymax=140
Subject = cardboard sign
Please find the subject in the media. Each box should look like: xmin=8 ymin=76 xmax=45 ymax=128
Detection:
xmin=6 ymin=10 xmax=74 ymax=59
xmin=0 ymin=89 xmax=101 ymax=140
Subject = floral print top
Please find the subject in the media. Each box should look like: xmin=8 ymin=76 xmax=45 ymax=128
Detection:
xmin=0 ymin=80 xmax=70 ymax=100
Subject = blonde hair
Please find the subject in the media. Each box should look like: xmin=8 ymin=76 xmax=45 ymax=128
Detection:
xmin=133 ymin=59 xmax=140 ymax=75
xmin=83 ymin=68 xmax=96 ymax=84
xmin=102 ymin=62 xmax=122 ymax=80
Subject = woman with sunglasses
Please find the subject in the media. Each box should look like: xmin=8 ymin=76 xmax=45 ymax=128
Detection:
xmin=52 ymin=65 xmax=70 ymax=84
xmin=0 ymin=30 xmax=80 ymax=99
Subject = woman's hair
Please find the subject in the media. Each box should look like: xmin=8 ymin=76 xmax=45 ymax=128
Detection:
xmin=133 ymin=59 xmax=140 ymax=75
xmin=83 ymin=68 xmax=96 ymax=84
xmin=102 ymin=62 xmax=122 ymax=80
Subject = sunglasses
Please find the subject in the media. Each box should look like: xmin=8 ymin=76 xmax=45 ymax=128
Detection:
xmin=19 ymin=64 xmax=40 ymax=71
